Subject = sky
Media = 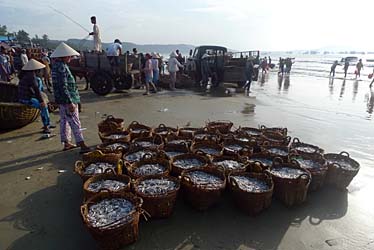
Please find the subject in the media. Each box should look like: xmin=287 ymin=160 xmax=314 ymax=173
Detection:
xmin=0 ymin=0 xmax=373 ymax=51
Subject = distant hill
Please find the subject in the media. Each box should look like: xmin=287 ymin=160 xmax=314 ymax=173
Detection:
xmin=46 ymin=38 xmax=195 ymax=56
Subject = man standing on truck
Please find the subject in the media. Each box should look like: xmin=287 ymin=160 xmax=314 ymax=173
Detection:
xmin=89 ymin=16 xmax=102 ymax=53
xmin=200 ymin=53 xmax=211 ymax=87
xmin=106 ymin=39 xmax=122 ymax=75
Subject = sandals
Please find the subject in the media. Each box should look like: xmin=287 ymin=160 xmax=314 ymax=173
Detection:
xmin=63 ymin=144 xmax=77 ymax=151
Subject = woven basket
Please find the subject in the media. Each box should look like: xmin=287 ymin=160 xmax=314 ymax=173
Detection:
xmin=261 ymin=143 xmax=289 ymax=162
xmin=206 ymin=120 xmax=233 ymax=134
xmin=211 ymin=155 xmax=248 ymax=176
xmin=191 ymin=141 xmax=223 ymax=158
xmin=222 ymin=139 xmax=252 ymax=157
xmin=0 ymin=102 xmax=40 ymax=130
xmin=171 ymin=153 xmax=210 ymax=176
xmin=132 ymin=134 xmax=164 ymax=150
xmin=324 ymin=151 xmax=360 ymax=189
xmin=126 ymin=154 xmax=171 ymax=179
xmin=80 ymin=192 xmax=143 ymax=250
xmin=261 ymin=131 xmax=291 ymax=147
xmin=98 ymin=115 xmax=124 ymax=134
xmin=82 ymin=150 xmax=122 ymax=164
xmin=75 ymin=159 xmax=123 ymax=182
xmin=98 ymin=130 xmax=131 ymax=144
xmin=193 ymin=128 xmax=221 ymax=144
xmin=178 ymin=127 xmax=205 ymax=139
xmin=247 ymin=152 xmax=274 ymax=171
xmin=289 ymin=153 xmax=327 ymax=192
xmin=133 ymin=175 xmax=180 ymax=219
xmin=180 ymin=166 xmax=226 ymax=211
xmin=269 ymin=160 xmax=311 ymax=207
xmin=235 ymin=126 xmax=263 ymax=138
xmin=162 ymin=142 xmax=190 ymax=160
xmin=290 ymin=138 xmax=324 ymax=157
xmin=153 ymin=124 xmax=178 ymax=138
xmin=228 ymin=172 xmax=274 ymax=215
xmin=165 ymin=133 xmax=192 ymax=147
xmin=123 ymin=146 xmax=166 ymax=164
xmin=260 ymin=125 xmax=288 ymax=136
xmin=96 ymin=141 xmax=130 ymax=155
xmin=127 ymin=121 xmax=153 ymax=140
xmin=83 ymin=174 xmax=131 ymax=201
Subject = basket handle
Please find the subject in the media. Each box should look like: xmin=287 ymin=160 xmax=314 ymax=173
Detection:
xmin=290 ymin=159 xmax=301 ymax=168
xmin=98 ymin=187 xmax=113 ymax=193
xmin=252 ymin=161 xmax=264 ymax=172
xmin=292 ymin=137 xmax=300 ymax=144
xmin=195 ymin=149 xmax=207 ymax=156
xmin=142 ymin=153 xmax=153 ymax=160
xmin=106 ymin=115 xmax=115 ymax=120
xmin=262 ymin=141 xmax=270 ymax=147
xmin=229 ymin=175 xmax=239 ymax=187
xmin=104 ymin=168 xmax=116 ymax=174
xmin=298 ymin=173 xmax=311 ymax=184
xmin=260 ymin=125 xmax=267 ymax=130
xmin=273 ymin=157 xmax=283 ymax=166
xmin=80 ymin=204 xmax=89 ymax=224
xmin=115 ymin=145 xmax=126 ymax=153
xmin=74 ymin=160 xmax=84 ymax=173
xmin=153 ymin=134 xmax=163 ymax=144
xmin=285 ymin=136 xmax=292 ymax=145
xmin=158 ymin=123 xmax=166 ymax=129
xmin=282 ymin=127 xmax=288 ymax=135
xmin=130 ymin=121 xmax=139 ymax=126
xmin=339 ymin=151 xmax=350 ymax=158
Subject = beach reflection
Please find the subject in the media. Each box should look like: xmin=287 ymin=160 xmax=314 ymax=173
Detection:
xmin=367 ymin=89 xmax=374 ymax=115
xmin=329 ymin=77 xmax=334 ymax=96
xmin=352 ymin=80 xmax=359 ymax=102
xmin=339 ymin=80 xmax=346 ymax=99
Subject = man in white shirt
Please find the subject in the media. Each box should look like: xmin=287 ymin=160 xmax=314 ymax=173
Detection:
xmin=106 ymin=39 xmax=122 ymax=74
xmin=89 ymin=16 xmax=102 ymax=53
xmin=20 ymin=49 xmax=28 ymax=67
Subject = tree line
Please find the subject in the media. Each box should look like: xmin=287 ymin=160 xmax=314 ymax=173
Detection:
xmin=0 ymin=24 xmax=50 ymax=48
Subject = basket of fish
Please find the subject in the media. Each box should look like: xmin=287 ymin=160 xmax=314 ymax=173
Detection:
xmin=133 ymin=175 xmax=180 ymax=218
xmin=165 ymin=133 xmax=193 ymax=147
xmin=171 ymin=153 xmax=210 ymax=176
xmin=98 ymin=115 xmax=124 ymax=134
xmin=132 ymin=134 xmax=164 ymax=150
xmin=127 ymin=121 xmax=153 ymax=140
xmin=162 ymin=142 xmax=190 ymax=160
xmin=211 ymin=155 xmax=248 ymax=176
xmin=191 ymin=141 xmax=223 ymax=157
xmin=289 ymin=138 xmax=324 ymax=157
xmin=99 ymin=130 xmax=131 ymax=144
xmin=80 ymin=192 xmax=143 ymax=250
xmin=180 ymin=167 xmax=226 ymax=210
xmin=261 ymin=131 xmax=291 ymax=147
xmin=289 ymin=153 xmax=327 ymax=191
xmin=222 ymin=139 xmax=252 ymax=157
xmin=97 ymin=141 xmax=130 ymax=155
xmin=83 ymin=174 xmax=131 ymax=201
xmin=206 ymin=120 xmax=233 ymax=134
xmin=260 ymin=125 xmax=288 ymax=137
xmin=82 ymin=150 xmax=122 ymax=165
xmin=153 ymin=124 xmax=178 ymax=138
xmin=247 ymin=152 xmax=274 ymax=171
xmin=236 ymin=126 xmax=263 ymax=138
xmin=126 ymin=154 xmax=171 ymax=179
xmin=75 ymin=159 xmax=123 ymax=182
xmin=123 ymin=146 xmax=165 ymax=164
xmin=228 ymin=172 xmax=274 ymax=215
xmin=269 ymin=159 xmax=311 ymax=207
xmin=193 ymin=129 xmax=221 ymax=144
xmin=261 ymin=144 xmax=289 ymax=162
xmin=178 ymin=127 xmax=205 ymax=139
xmin=324 ymin=151 xmax=360 ymax=189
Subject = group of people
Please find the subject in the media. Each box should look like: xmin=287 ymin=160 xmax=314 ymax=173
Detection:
xmin=330 ymin=58 xmax=365 ymax=79
xmin=0 ymin=46 xmax=16 ymax=81
xmin=17 ymin=42 xmax=90 ymax=153
xmin=278 ymin=57 xmax=293 ymax=75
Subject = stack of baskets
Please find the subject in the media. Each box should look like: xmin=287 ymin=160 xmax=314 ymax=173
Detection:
xmin=74 ymin=117 xmax=361 ymax=249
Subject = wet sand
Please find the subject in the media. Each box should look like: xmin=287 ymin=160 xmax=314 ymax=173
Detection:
xmin=0 ymin=72 xmax=373 ymax=250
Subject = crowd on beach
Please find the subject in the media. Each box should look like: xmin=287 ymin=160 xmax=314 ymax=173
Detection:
xmin=329 ymin=58 xmax=373 ymax=87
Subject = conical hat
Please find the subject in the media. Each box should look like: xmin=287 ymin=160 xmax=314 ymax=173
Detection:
xmin=22 ymin=59 xmax=45 ymax=71
xmin=50 ymin=42 xmax=80 ymax=58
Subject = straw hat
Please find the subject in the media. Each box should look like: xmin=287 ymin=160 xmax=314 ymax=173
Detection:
xmin=50 ymin=42 xmax=79 ymax=58
xmin=22 ymin=59 xmax=46 ymax=71
xmin=170 ymin=51 xmax=177 ymax=58
xmin=152 ymin=52 xmax=160 ymax=59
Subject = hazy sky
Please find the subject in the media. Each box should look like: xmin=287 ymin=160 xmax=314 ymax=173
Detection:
xmin=1 ymin=0 xmax=373 ymax=51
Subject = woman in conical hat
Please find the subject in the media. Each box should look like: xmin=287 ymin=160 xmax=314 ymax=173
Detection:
xmin=51 ymin=42 xmax=90 ymax=153
xmin=18 ymin=59 xmax=54 ymax=133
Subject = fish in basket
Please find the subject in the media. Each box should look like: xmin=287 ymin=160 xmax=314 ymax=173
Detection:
xmin=133 ymin=175 xmax=180 ymax=218
xmin=324 ymin=151 xmax=360 ymax=189
xmin=211 ymin=155 xmax=248 ymax=176
xmin=261 ymin=143 xmax=289 ymax=162
xmin=269 ymin=159 xmax=311 ymax=207
xmin=206 ymin=120 xmax=233 ymax=134
xmin=75 ymin=159 xmax=123 ymax=182
xmin=96 ymin=141 xmax=130 ymax=155
xmin=132 ymin=134 xmax=164 ymax=150
xmin=191 ymin=141 xmax=223 ymax=158
xmin=127 ymin=121 xmax=153 ymax=140
xmin=247 ymin=152 xmax=275 ymax=171
xmin=80 ymin=192 xmax=143 ymax=250
xmin=123 ymin=146 xmax=165 ymax=164
xmin=82 ymin=150 xmax=122 ymax=165
xmin=162 ymin=142 xmax=190 ymax=160
xmin=260 ymin=125 xmax=288 ymax=137
xmin=98 ymin=130 xmax=131 ymax=144
xmin=228 ymin=171 xmax=274 ymax=215
xmin=126 ymin=153 xmax=171 ymax=179
xmin=171 ymin=153 xmax=210 ymax=176
xmin=236 ymin=126 xmax=263 ymax=138
xmin=178 ymin=127 xmax=205 ymax=139
xmin=153 ymin=124 xmax=178 ymax=138
xmin=97 ymin=115 xmax=124 ymax=134
xmin=290 ymin=138 xmax=324 ymax=157
xmin=180 ymin=167 xmax=226 ymax=210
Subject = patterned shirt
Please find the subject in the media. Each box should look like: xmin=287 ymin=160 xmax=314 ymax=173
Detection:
xmin=52 ymin=60 xmax=80 ymax=104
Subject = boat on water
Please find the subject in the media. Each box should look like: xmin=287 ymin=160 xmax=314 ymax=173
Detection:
xmin=340 ymin=56 xmax=358 ymax=64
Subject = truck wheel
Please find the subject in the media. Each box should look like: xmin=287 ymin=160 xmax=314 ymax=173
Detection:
xmin=114 ymin=74 xmax=133 ymax=90
xmin=90 ymin=72 xmax=113 ymax=96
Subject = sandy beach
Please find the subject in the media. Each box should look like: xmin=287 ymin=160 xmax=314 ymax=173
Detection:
xmin=0 ymin=71 xmax=373 ymax=250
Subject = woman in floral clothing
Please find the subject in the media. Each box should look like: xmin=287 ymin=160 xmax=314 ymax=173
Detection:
xmin=51 ymin=42 xmax=90 ymax=153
